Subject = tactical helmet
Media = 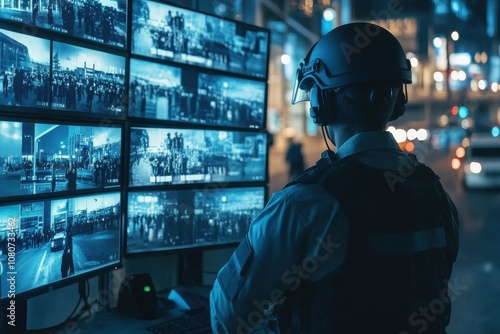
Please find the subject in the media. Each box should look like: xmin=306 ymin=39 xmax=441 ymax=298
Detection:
xmin=291 ymin=22 xmax=412 ymax=105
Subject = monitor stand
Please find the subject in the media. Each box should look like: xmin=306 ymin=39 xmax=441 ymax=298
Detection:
xmin=166 ymin=249 xmax=207 ymax=311
xmin=178 ymin=249 xmax=203 ymax=287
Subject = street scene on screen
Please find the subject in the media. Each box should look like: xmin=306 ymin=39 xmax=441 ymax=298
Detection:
xmin=0 ymin=120 xmax=122 ymax=198
xmin=127 ymin=187 xmax=265 ymax=253
xmin=0 ymin=192 xmax=121 ymax=299
xmin=131 ymin=0 xmax=268 ymax=78
xmin=129 ymin=127 xmax=267 ymax=186
xmin=128 ymin=58 xmax=265 ymax=128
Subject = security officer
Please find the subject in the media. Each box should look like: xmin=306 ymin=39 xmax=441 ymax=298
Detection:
xmin=210 ymin=22 xmax=459 ymax=334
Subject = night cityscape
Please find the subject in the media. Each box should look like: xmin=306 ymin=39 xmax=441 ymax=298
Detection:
xmin=0 ymin=0 xmax=499 ymax=333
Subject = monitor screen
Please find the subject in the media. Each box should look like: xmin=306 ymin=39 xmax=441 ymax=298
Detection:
xmin=129 ymin=127 xmax=267 ymax=186
xmin=128 ymin=57 xmax=266 ymax=128
xmin=0 ymin=191 xmax=121 ymax=300
xmin=0 ymin=0 xmax=127 ymax=48
xmin=51 ymin=41 xmax=126 ymax=116
xmin=126 ymin=187 xmax=265 ymax=254
xmin=0 ymin=119 xmax=122 ymax=199
xmin=131 ymin=0 xmax=269 ymax=79
xmin=0 ymin=27 xmax=51 ymax=109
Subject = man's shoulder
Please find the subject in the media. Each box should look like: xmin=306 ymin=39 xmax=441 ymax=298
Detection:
xmin=276 ymin=181 xmax=338 ymax=206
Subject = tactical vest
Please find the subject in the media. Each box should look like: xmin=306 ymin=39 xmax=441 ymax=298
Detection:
xmin=276 ymin=154 xmax=459 ymax=334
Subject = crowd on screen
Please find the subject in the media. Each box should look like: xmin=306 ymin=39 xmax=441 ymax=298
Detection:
xmin=2 ymin=68 xmax=51 ymax=107
xmin=129 ymin=79 xmax=262 ymax=127
xmin=52 ymin=71 xmax=125 ymax=113
xmin=68 ymin=205 xmax=120 ymax=235
xmin=5 ymin=151 xmax=121 ymax=189
xmin=128 ymin=208 xmax=254 ymax=247
xmin=130 ymin=131 xmax=257 ymax=184
xmin=0 ymin=203 xmax=118 ymax=255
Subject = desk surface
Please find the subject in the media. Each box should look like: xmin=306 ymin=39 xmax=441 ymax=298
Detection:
xmin=71 ymin=288 xmax=212 ymax=334
xmin=74 ymin=306 xmax=196 ymax=333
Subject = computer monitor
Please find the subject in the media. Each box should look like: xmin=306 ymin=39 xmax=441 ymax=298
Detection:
xmin=0 ymin=0 xmax=128 ymax=48
xmin=0 ymin=118 xmax=123 ymax=200
xmin=131 ymin=0 xmax=270 ymax=79
xmin=126 ymin=186 xmax=266 ymax=255
xmin=129 ymin=126 xmax=268 ymax=187
xmin=0 ymin=26 xmax=51 ymax=110
xmin=0 ymin=191 xmax=122 ymax=301
xmin=128 ymin=57 xmax=266 ymax=129
xmin=0 ymin=191 xmax=122 ymax=333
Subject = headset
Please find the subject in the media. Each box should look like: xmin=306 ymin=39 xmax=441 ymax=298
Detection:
xmin=308 ymin=82 xmax=408 ymax=126
xmin=293 ymin=23 xmax=413 ymax=127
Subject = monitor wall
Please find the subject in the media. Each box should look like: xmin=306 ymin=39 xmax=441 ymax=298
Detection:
xmin=0 ymin=0 xmax=269 ymax=327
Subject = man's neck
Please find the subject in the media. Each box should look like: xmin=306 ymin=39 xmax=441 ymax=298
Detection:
xmin=328 ymin=124 xmax=385 ymax=150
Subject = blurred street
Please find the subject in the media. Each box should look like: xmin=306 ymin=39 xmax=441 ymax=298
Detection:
xmin=268 ymin=133 xmax=500 ymax=333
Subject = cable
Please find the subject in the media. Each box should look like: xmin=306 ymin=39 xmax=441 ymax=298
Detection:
xmin=74 ymin=279 xmax=98 ymax=321
xmin=83 ymin=279 xmax=92 ymax=314
xmin=27 ymin=294 xmax=83 ymax=334
xmin=321 ymin=126 xmax=333 ymax=152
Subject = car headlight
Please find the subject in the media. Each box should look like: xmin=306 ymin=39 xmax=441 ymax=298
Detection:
xmin=470 ymin=161 xmax=482 ymax=174
xmin=451 ymin=158 xmax=461 ymax=170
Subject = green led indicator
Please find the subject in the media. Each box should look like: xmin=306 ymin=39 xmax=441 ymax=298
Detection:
xmin=144 ymin=286 xmax=151 ymax=293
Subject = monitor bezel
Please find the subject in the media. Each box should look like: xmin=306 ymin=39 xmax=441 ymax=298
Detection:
xmin=126 ymin=55 xmax=268 ymax=129
xmin=0 ymin=189 xmax=124 ymax=303
xmin=130 ymin=0 xmax=271 ymax=80
xmin=0 ymin=0 xmax=128 ymax=50
xmin=124 ymin=185 xmax=268 ymax=257
xmin=126 ymin=124 xmax=270 ymax=188
xmin=0 ymin=21 xmax=129 ymax=120
xmin=0 ymin=114 xmax=125 ymax=204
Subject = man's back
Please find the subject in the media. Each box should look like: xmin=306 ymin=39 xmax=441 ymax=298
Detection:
xmin=210 ymin=21 xmax=459 ymax=333
xmin=277 ymin=156 xmax=459 ymax=333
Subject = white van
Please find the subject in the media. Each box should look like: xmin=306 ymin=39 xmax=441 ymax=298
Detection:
xmin=462 ymin=134 xmax=500 ymax=189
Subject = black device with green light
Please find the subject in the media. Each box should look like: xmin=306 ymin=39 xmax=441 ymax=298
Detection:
xmin=117 ymin=273 xmax=162 ymax=320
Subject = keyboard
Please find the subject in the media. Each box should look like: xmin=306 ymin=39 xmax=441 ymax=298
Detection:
xmin=147 ymin=309 xmax=212 ymax=334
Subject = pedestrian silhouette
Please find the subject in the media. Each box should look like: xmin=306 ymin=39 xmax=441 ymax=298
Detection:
xmin=66 ymin=167 xmax=77 ymax=192
xmin=61 ymin=244 xmax=75 ymax=278
xmin=285 ymin=139 xmax=305 ymax=180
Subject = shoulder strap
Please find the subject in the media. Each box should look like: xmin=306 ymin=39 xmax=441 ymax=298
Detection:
xmin=284 ymin=151 xmax=360 ymax=190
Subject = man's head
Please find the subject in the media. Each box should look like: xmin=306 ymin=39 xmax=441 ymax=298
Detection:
xmin=291 ymin=22 xmax=412 ymax=132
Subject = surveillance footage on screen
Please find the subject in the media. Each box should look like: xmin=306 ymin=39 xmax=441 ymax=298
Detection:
xmin=0 ymin=28 xmax=51 ymax=109
xmin=0 ymin=119 xmax=122 ymax=198
xmin=129 ymin=126 xmax=267 ymax=186
xmin=0 ymin=192 xmax=121 ymax=300
xmin=51 ymin=41 xmax=126 ymax=116
xmin=0 ymin=0 xmax=269 ymax=311
xmin=128 ymin=57 xmax=266 ymax=128
xmin=127 ymin=187 xmax=265 ymax=253
xmin=131 ymin=0 xmax=269 ymax=78
xmin=0 ymin=0 xmax=127 ymax=48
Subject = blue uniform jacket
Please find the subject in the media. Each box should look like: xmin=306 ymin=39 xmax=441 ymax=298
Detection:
xmin=209 ymin=131 xmax=457 ymax=334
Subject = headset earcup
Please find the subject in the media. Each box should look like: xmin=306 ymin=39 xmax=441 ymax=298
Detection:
xmin=309 ymin=86 xmax=334 ymax=126
xmin=389 ymin=88 xmax=406 ymax=121
xmin=309 ymin=85 xmax=321 ymax=125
